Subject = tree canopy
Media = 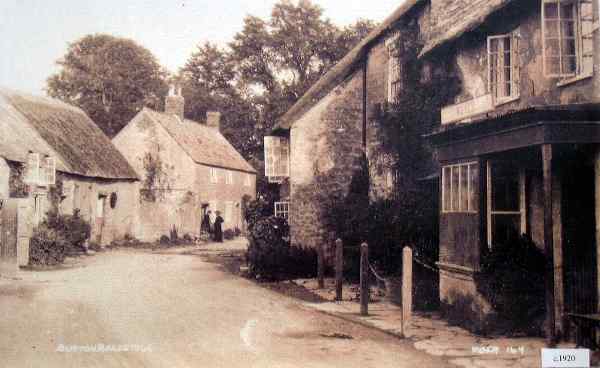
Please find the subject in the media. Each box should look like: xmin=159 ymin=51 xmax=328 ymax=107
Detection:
xmin=47 ymin=34 xmax=168 ymax=137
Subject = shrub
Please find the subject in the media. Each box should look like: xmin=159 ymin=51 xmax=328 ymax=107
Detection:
xmin=29 ymin=225 xmax=68 ymax=265
xmin=478 ymin=235 xmax=546 ymax=336
xmin=247 ymin=216 xmax=317 ymax=280
xmin=182 ymin=233 xmax=193 ymax=243
xmin=234 ymin=227 xmax=242 ymax=237
xmin=45 ymin=211 xmax=91 ymax=252
xmin=244 ymin=198 xmax=273 ymax=231
xmin=223 ymin=229 xmax=236 ymax=240
xmin=159 ymin=235 xmax=170 ymax=245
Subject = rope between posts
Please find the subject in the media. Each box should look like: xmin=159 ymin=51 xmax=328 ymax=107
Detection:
xmin=369 ymin=262 xmax=387 ymax=283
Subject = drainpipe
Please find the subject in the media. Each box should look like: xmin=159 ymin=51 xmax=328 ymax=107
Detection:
xmin=362 ymin=59 xmax=368 ymax=152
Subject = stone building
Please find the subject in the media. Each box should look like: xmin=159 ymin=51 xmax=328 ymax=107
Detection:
xmin=0 ymin=88 xmax=139 ymax=249
xmin=113 ymin=87 xmax=257 ymax=241
xmin=269 ymin=0 xmax=600 ymax=339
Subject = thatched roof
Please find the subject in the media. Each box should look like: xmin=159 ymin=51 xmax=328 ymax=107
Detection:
xmin=0 ymin=88 xmax=138 ymax=180
xmin=141 ymin=108 xmax=257 ymax=174
xmin=275 ymin=0 xmax=422 ymax=131
xmin=419 ymin=0 xmax=515 ymax=58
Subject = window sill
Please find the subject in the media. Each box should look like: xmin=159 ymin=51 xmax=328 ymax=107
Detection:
xmin=556 ymin=72 xmax=593 ymax=87
xmin=493 ymin=95 xmax=520 ymax=107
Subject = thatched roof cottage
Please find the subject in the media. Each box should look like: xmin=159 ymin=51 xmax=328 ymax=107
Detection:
xmin=0 ymin=88 xmax=139 ymax=246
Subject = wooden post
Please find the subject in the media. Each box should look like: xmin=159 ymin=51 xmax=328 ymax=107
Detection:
xmin=360 ymin=242 xmax=369 ymax=316
xmin=335 ymin=238 xmax=343 ymax=301
xmin=542 ymin=144 xmax=556 ymax=345
xmin=402 ymin=246 xmax=413 ymax=334
xmin=317 ymin=242 xmax=325 ymax=289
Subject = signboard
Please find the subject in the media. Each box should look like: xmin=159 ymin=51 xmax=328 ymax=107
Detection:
xmin=441 ymin=94 xmax=494 ymax=125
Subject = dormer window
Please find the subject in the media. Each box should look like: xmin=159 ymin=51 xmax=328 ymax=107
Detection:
xmin=487 ymin=33 xmax=520 ymax=105
xmin=542 ymin=0 xmax=595 ymax=79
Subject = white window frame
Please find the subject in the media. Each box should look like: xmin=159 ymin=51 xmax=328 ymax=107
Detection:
xmin=542 ymin=0 xmax=595 ymax=79
xmin=225 ymin=171 xmax=233 ymax=185
xmin=41 ymin=156 xmax=56 ymax=186
xmin=274 ymin=201 xmax=290 ymax=219
xmin=441 ymin=162 xmax=478 ymax=214
xmin=487 ymin=33 xmax=520 ymax=105
xmin=244 ymin=174 xmax=252 ymax=187
xmin=210 ymin=167 xmax=219 ymax=184
xmin=264 ymin=136 xmax=289 ymax=183
xmin=486 ymin=161 xmax=527 ymax=249
xmin=24 ymin=152 xmax=40 ymax=185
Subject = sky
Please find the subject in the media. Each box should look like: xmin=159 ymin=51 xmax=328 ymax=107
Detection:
xmin=0 ymin=0 xmax=402 ymax=95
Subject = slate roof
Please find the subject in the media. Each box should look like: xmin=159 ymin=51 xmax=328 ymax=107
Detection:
xmin=141 ymin=108 xmax=256 ymax=174
xmin=420 ymin=0 xmax=514 ymax=57
xmin=0 ymin=88 xmax=138 ymax=180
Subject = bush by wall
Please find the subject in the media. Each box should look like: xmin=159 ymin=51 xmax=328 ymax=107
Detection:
xmin=244 ymin=198 xmax=274 ymax=232
xmin=45 ymin=211 xmax=91 ymax=251
xmin=478 ymin=235 xmax=546 ymax=336
xmin=29 ymin=225 xmax=69 ymax=266
xmin=247 ymin=216 xmax=317 ymax=281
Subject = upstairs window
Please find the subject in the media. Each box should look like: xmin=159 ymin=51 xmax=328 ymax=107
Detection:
xmin=42 ymin=156 xmax=56 ymax=186
xmin=244 ymin=174 xmax=252 ymax=187
xmin=542 ymin=0 xmax=595 ymax=78
xmin=442 ymin=162 xmax=478 ymax=213
xmin=274 ymin=201 xmax=289 ymax=219
xmin=388 ymin=54 xmax=402 ymax=103
xmin=24 ymin=152 xmax=40 ymax=184
xmin=264 ymin=136 xmax=289 ymax=183
xmin=226 ymin=171 xmax=233 ymax=185
xmin=210 ymin=168 xmax=219 ymax=184
xmin=487 ymin=33 xmax=520 ymax=104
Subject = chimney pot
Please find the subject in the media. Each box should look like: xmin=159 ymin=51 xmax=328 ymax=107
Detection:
xmin=206 ymin=111 xmax=221 ymax=130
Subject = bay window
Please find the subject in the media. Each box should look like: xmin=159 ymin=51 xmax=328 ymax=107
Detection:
xmin=442 ymin=162 xmax=478 ymax=213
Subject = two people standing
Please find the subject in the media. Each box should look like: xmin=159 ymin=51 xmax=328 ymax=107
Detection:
xmin=200 ymin=209 xmax=224 ymax=242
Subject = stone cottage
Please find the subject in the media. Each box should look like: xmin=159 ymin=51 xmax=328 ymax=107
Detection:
xmin=268 ymin=0 xmax=600 ymax=340
xmin=0 ymin=88 xmax=139 ymax=250
xmin=113 ymin=87 xmax=257 ymax=241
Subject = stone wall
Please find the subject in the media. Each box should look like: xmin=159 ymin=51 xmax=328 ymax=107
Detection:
xmin=289 ymin=71 xmax=364 ymax=252
xmin=194 ymin=164 xmax=256 ymax=231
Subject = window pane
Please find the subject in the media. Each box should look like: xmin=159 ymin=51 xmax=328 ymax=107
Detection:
xmin=544 ymin=2 xmax=559 ymax=18
xmin=452 ymin=167 xmax=460 ymax=211
xmin=545 ymin=20 xmax=560 ymax=37
xmin=546 ymin=56 xmax=561 ymax=74
xmin=491 ymin=163 xmax=519 ymax=212
xmin=563 ymin=56 xmax=577 ymax=74
xmin=561 ymin=20 xmax=576 ymax=37
xmin=492 ymin=214 xmax=521 ymax=245
xmin=460 ymin=166 xmax=469 ymax=211
xmin=443 ymin=167 xmax=451 ymax=211
xmin=469 ymin=164 xmax=478 ymax=212
xmin=560 ymin=3 xmax=575 ymax=19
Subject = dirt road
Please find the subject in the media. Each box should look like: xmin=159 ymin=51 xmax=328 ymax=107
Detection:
xmin=0 ymin=244 xmax=451 ymax=367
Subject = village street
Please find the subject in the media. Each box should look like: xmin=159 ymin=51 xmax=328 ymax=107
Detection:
xmin=0 ymin=242 xmax=451 ymax=368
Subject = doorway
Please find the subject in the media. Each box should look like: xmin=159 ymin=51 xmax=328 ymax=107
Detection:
xmin=562 ymin=150 xmax=598 ymax=333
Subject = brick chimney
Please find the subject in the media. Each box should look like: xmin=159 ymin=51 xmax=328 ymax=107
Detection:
xmin=206 ymin=111 xmax=221 ymax=130
xmin=165 ymin=85 xmax=184 ymax=120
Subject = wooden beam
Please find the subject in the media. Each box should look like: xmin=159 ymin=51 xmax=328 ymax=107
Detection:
xmin=542 ymin=144 xmax=557 ymax=344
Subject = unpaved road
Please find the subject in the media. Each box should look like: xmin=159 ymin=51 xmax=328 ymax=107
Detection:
xmin=0 ymin=244 xmax=451 ymax=368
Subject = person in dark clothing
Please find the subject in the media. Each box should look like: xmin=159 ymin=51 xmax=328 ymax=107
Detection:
xmin=201 ymin=210 xmax=211 ymax=236
xmin=214 ymin=211 xmax=224 ymax=242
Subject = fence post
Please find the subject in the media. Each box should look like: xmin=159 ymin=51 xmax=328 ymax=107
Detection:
xmin=335 ymin=238 xmax=343 ymax=301
xmin=317 ymin=243 xmax=325 ymax=289
xmin=402 ymin=246 xmax=413 ymax=334
xmin=360 ymin=242 xmax=369 ymax=316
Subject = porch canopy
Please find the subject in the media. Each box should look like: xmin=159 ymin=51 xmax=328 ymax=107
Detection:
xmin=427 ymin=102 xmax=600 ymax=343
xmin=427 ymin=103 xmax=600 ymax=162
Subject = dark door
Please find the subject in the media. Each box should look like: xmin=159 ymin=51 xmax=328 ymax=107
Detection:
xmin=562 ymin=157 xmax=597 ymax=325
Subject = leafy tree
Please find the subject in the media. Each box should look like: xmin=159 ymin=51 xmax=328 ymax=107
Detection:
xmin=47 ymin=34 xmax=168 ymax=137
